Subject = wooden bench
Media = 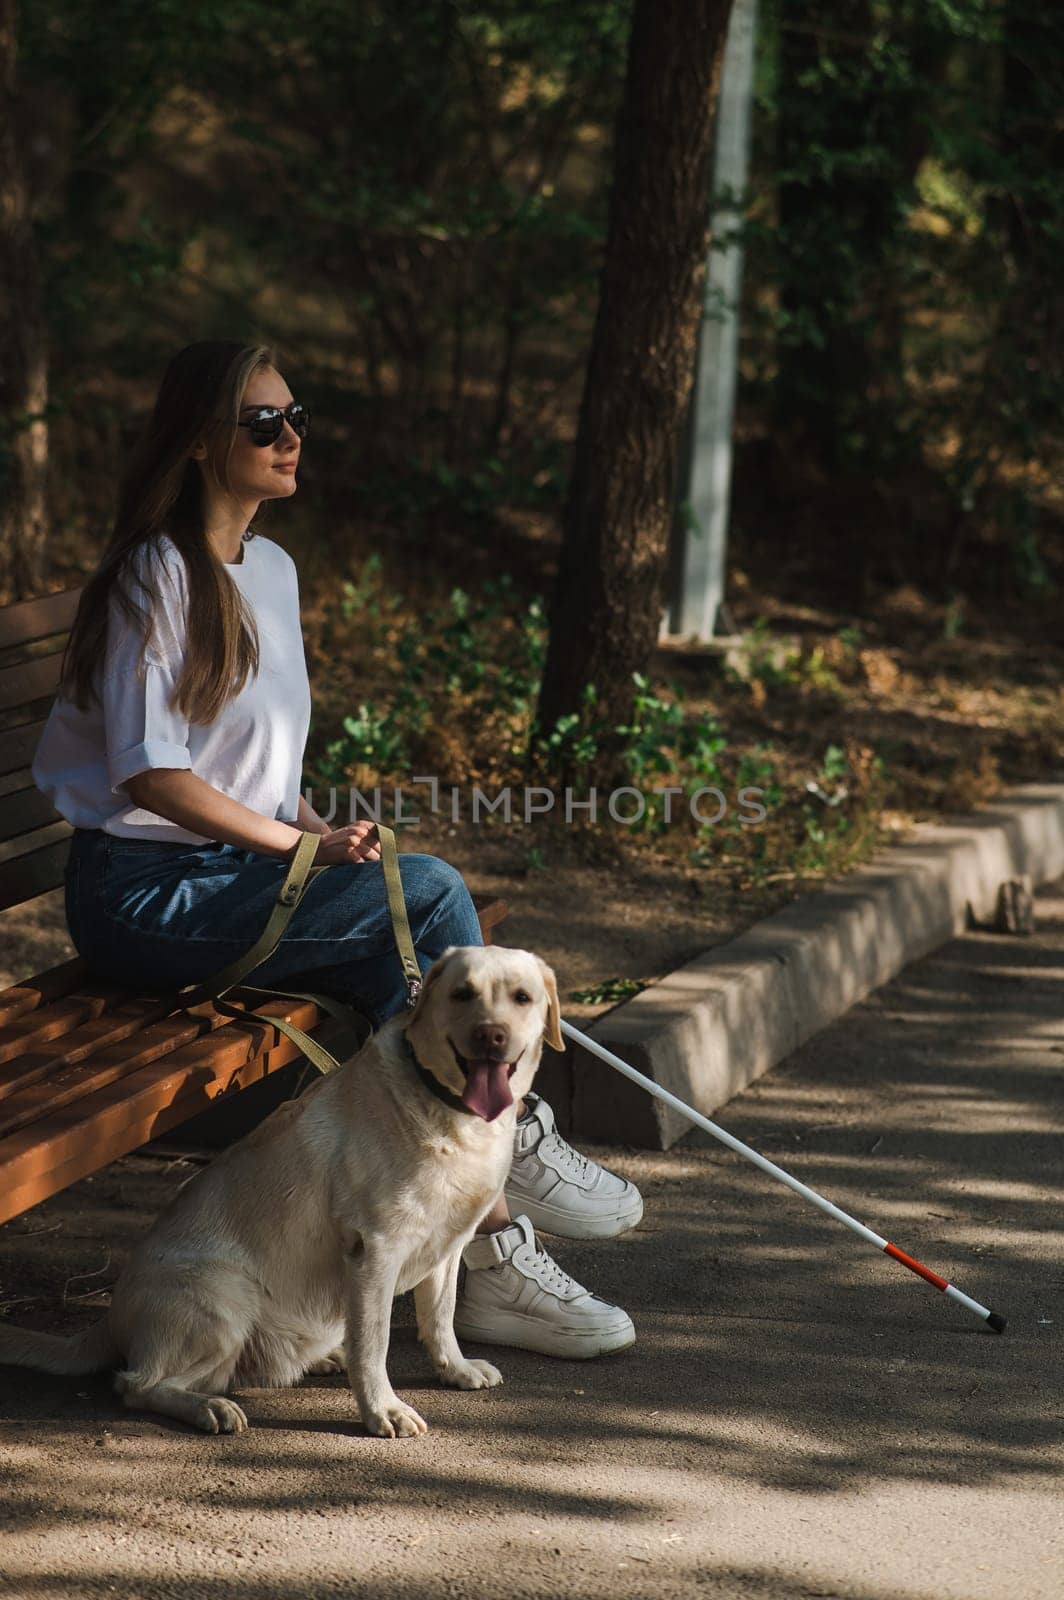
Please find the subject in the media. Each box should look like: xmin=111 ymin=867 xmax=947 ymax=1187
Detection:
xmin=0 ymin=587 xmax=507 ymax=1226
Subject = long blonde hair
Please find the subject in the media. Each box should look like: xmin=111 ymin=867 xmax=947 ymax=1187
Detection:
xmin=61 ymin=341 xmax=274 ymax=724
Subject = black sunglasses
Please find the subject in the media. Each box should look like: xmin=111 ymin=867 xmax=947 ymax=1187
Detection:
xmin=237 ymin=402 xmax=311 ymax=446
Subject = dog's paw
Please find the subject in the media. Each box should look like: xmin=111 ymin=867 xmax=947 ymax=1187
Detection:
xmin=195 ymin=1397 xmax=249 ymax=1435
xmin=307 ymin=1352 xmax=346 ymax=1376
xmin=441 ymin=1357 xmax=503 ymax=1391
xmin=362 ymin=1399 xmax=428 ymax=1439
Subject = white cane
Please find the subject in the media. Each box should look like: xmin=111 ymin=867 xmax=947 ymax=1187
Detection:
xmin=561 ymin=1019 xmax=1006 ymax=1334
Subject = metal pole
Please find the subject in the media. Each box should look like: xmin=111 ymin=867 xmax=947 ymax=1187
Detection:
xmin=664 ymin=0 xmax=759 ymax=642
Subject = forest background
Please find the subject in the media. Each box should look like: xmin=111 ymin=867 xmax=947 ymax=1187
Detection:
xmin=0 ymin=0 xmax=1061 ymax=1004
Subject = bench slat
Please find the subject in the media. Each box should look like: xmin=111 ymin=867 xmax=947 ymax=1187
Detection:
xmin=472 ymin=896 xmax=508 ymax=940
xmin=0 ymin=999 xmax=318 ymax=1172
xmin=0 ymin=834 xmax=71 ymax=911
xmin=0 ymin=651 xmax=65 ymax=715
xmin=0 ymin=984 xmax=238 ymax=1087
xmin=0 ymin=986 xmax=137 ymax=1068
xmin=0 ymin=995 xmax=199 ymax=1103
xmin=0 ymin=957 xmax=91 ymax=1027
xmin=0 ymin=785 xmax=63 ymax=843
xmin=0 ymin=995 xmax=322 ymax=1140
xmin=0 ymin=718 xmax=49 ymax=780
xmin=0 ymin=1001 xmax=323 ymax=1225
xmin=0 ymin=589 xmax=81 ymax=650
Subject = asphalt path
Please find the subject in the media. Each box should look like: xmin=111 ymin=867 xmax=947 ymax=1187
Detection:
xmin=1 ymin=879 xmax=1061 ymax=1599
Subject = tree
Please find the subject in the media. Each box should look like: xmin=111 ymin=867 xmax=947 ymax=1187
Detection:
xmin=19 ymin=1 xmax=632 ymax=530
xmin=773 ymin=1 xmax=952 ymax=486
xmin=534 ymin=0 xmax=736 ymax=789
xmin=943 ymin=0 xmax=1064 ymax=590
xmin=0 ymin=0 xmax=48 ymax=597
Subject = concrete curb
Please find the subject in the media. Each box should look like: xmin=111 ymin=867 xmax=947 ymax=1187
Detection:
xmin=565 ymin=780 xmax=1064 ymax=1149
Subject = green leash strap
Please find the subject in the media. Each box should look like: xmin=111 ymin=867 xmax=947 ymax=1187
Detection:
xmin=170 ymin=823 xmax=419 ymax=1079
xmin=172 ymin=829 xmax=323 ymax=1011
xmin=207 ymin=988 xmax=360 ymax=1079
xmin=379 ymin=823 xmax=422 ymax=1007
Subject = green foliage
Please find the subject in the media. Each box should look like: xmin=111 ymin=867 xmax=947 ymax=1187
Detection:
xmin=313 ymin=564 xmax=741 ymax=839
xmin=612 ymin=673 xmax=729 ymax=828
xmin=569 ymin=976 xmax=651 ymax=1005
xmin=792 ymin=744 xmax=885 ymax=877
xmin=304 ymin=559 xmax=896 ymax=898
xmin=942 ymin=595 xmax=966 ymax=639
xmin=535 ymin=683 xmax=604 ymax=773
xmin=18 ymin=0 xmax=1064 ymax=609
xmin=685 ymin=733 xmax=890 ymax=889
xmin=528 ymin=671 xmax=731 ymax=836
xmin=311 ymin=560 xmax=547 ymax=785
xmin=688 ymin=741 xmax=781 ymax=872
xmin=723 ymin=619 xmax=849 ymax=696
xmin=352 ymin=440 xmax=569 ymax=533
xmin=748 ymin=0 xmax=1064 ymax=592
xmin=20 ymin=0 xmax=634 ymax=533
xmin=313 ymin=563 xmax=889 ymax=902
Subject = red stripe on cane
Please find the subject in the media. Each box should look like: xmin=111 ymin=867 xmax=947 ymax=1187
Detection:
xmin=884 ymin=1242 xmax=949 ymax=1291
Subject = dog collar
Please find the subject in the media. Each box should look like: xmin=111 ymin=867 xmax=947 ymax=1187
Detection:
xmin=403 ymin=1034 xmax=476 ymax=1116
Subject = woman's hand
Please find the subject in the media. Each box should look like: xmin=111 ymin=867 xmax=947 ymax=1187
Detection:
xmin=309 ymin=822 xmax=382 ymax=866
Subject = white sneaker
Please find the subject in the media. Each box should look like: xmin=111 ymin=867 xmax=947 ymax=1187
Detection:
xmin=453 ymin=1216 xmax=636 ymax=1359
xmin=504 ymin=1093 xmax=644 ymax=1240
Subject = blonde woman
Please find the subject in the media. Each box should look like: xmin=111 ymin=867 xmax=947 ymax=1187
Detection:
xmin=34 ymin=342 xmax=642 ymax=1360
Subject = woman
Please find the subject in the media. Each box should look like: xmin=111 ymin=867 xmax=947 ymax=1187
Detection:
xmin=33 ymin=340 xmax=641 ymax=1359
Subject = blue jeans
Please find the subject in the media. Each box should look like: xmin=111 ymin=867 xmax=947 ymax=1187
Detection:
xmin=64 ymin=828 xmax=484 ymax=1030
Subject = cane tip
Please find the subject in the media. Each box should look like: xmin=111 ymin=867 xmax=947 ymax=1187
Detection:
xmin=985 ymin=1311 xmax=1007 ymax=1334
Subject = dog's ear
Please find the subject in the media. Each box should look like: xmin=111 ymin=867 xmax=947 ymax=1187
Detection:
xmin=536 ymin=957 xmax=564 ymax=1052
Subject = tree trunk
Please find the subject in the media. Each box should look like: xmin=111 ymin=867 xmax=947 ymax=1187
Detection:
xmin=533 ymin=0 xmax=735 ymax=790
xmin=0 ymin=0 xmax=48 ymax=598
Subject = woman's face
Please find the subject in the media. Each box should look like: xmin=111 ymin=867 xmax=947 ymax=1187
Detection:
xmin=217 ymin=365 xmax=303 ymax=506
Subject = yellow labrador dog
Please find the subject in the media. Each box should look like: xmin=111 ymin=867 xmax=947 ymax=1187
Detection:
xmin=0 ymin=945 xmax=562 ymax=1439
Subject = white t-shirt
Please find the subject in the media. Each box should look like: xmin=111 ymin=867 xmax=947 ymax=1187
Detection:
xmin=32 ymin=532 xmax=312 ymax=844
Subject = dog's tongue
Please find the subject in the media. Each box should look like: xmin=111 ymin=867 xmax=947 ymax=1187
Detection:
xmin=461 ymin=1059 xmax=514 ymax=1122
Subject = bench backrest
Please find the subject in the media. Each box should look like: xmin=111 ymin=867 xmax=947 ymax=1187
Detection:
xmin=0 ymin=589 xmax=82 ymax=913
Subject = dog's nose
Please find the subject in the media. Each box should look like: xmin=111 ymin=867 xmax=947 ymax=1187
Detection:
xmin=471 ymin=1022 xmax=509 ymax=1056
